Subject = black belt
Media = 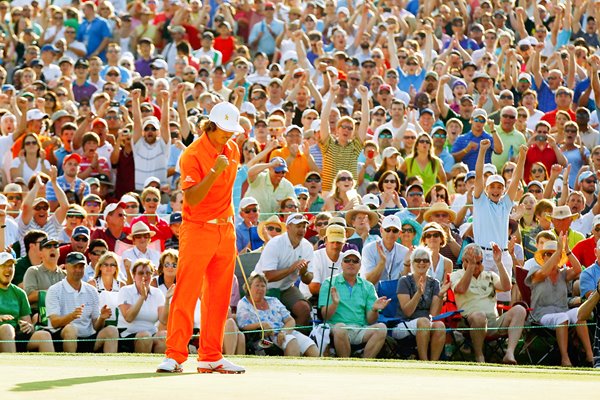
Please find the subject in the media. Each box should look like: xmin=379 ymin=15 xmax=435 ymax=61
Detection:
xmin=481 ymin=247 xmax=508 ymax=252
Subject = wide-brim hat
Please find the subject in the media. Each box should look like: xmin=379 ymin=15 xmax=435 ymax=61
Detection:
xmin=319 ymin=216 xmax=355 ymax=238
xmin=534 ymin=240 xmax=568 ymax=266
xmin=257 ymin=216 xmax=287 ymax=242
xmin=345 ymin=205 xmax=379 ymax=228
xmin=423 ymin=201 xmax=457 ymax=222
xmin=545 ymin=205 xmax=579 ymax=222
xmin=127 ymin=221 xmax=156 ymax=240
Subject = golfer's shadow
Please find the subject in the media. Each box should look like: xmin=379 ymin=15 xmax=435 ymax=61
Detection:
xmin=11 ymin=372 xmax=181 ymax=392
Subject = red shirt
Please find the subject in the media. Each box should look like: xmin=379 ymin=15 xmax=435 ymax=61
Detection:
xmin=214 ymin=36 xmax=235 ymax=64
xmin=524 ymin=144 xmax=558 ymax=183
xmin=540 ymin=108 xmax=576 ymax=127
xmin=571 ymin=236 xmax=597 ymax=268
xmin=90 ymin=227 xmax=131 ymax=252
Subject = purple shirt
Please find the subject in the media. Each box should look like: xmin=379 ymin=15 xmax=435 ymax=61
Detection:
xmin=135 ymin=58 xmax=153 ymax=77
xmin=72 ymin=81 xmax=98 ymax=103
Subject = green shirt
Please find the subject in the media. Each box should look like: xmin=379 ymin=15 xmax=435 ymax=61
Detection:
xmin=0 ymin=284 xmax=31 ymax=330
xmin=245 ymin=170 xmax=296 ymax=221
xmin=13 ymin=255 xmax=32 ymax=286
xmin=490 ymin=125 xmax=526 ymax=170
xmin=319 ymin=273 xmax=377 ymax=327
xmin=309 ymin=196 xmax=325 ymax=213
xmin=441 ymin=108 xmax=471 ymax=134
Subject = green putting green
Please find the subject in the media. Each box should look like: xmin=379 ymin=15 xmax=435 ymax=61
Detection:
xmin=2 ymin=354 xmax=600 ymax=399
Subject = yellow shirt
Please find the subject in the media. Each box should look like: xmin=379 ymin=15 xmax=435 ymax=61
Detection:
xmin=450 ymin=269 xmax=500 ymax=319
xmin=270 ymin=146 xmax=311 ymax=186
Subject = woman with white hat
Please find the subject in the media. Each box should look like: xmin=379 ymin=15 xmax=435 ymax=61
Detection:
xmin=525 ymin=234 xmax=593 ymax=367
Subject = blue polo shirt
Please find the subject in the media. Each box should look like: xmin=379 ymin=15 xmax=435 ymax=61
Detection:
xmin=533 ymin=79 xmax=556 ymax=113
xmin=77 ymin=17 xmax=112 ymax=61
xmin=580 ymin=263 xmax=600 ymax=298
xmin=45 ymin=176 xmax=90 ymax=202
xmin=235 ymin=222 xmax=263 ymax=253
xmin=473 ymin=193 xmax=513 ymax=249
xmin=451 ymin=130 xmax=494 ymax=170
xmin=397 ymin=67 xmax=426 ymax=93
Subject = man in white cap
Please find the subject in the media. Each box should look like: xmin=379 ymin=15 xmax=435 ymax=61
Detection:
xmin=361 ymin=215 xmax=410 ymax=285
xmin=159 ymin=101 xmax=245 ymax=374
xmin=131 ymin=88 xmax=170 ymax=191
xmin=254 ymin=212 xmax=314 ymax=328
xmin=235 ymin=197 xmax=262 ymax=253
xmin=474 ymin=139 xmax=526 ymax=301
xmin=319 ymin=249 xmax=390 ymax=358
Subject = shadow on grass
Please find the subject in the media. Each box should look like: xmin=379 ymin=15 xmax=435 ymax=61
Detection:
xmin=11 ymin=372 xmax=179 ymax=392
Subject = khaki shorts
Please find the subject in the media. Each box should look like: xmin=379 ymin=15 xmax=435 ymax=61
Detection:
xmin=460 ymin=313 xmax=508 ymax=336
xmin=280 ymin=286 xmax=307 ymax=311
xmin=333 ymin=324 xmax=367 ymax=345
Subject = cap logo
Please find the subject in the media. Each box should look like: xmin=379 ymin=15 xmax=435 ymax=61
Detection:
xmin=224 ymin=114 xmax=229 ymax=120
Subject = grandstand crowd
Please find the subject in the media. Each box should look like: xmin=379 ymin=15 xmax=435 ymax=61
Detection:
xmin=1 ymin=0 xmax=600 ymax=368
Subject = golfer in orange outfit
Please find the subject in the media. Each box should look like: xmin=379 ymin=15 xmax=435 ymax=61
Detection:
xmin=157 ymin=102 xmax=245 ymax=374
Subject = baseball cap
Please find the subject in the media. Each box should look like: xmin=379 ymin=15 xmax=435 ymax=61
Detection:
xmin=0 ymin=252 xmax=15 ymax=265
xmin=362 ymin=193 xmax=380 ymax=208
xmin=286 ymin=213 xmax=309 ymax=225
xmin=420 ymin=108 xmax=434 ymax=117
xmin=294 ymin=185 xmax=309 ymax=198
xmin=151 ymin=59 xmax=168 ymax=70
xmin=0 ymin=194 xmax=7 ymax=206
xmin=72 ymin=225 xmax=90 ymax=239
xmin=103 ymin=202 xmax=127 ymax=219
xmin=239 ymin=197 xmax=259 ymax=210
xmin=593 ymin=214 xmax=600 ymax=228
xmin=578 ymin=170 xmax=595 ymax=183
xmin=518 ymin=72 xmax=532 ymax=84
xmin=325 ymin=225 xmax=346 ymax=243
xmin=472 ymin=108 xmax=488 ymax=119
xmin=271 ymin=157 xmax=288 ymax=173
xmin=142 ymin=117 xmax=160 ymax=130
xmin=483 ymin=163 xmax=497 ymax=175
xmin=381 ymin=215 xmax=402 ymax=230
xmin=485 ymin=174 xmax=505 ymax=187
xmin=26 ymin=109 xmax=48 ymax=121
xmin=82 ymin=193 xmax=102 ymax=204
xmin=285 ymin=125 xmax=303 ymax=136
xmin=465 ymin=171 xmax=476 ymax=181
xmin=63 ymin=153 xmax=82 ymax=164
xmin=381 ymin=147 xmax=400 ymax=159
xmin=97 ymin=174 xmax=113 ymax=186
xmin=65 ymin=252 xmax=86 ymax=265
xmin=240 ymin=101 xmax=257 ymax=116
xmin=39 ymin=237 xmax=59 ymax=248
xmin=341 ymin=249 xmax=361 ymax=261
xmin=144 ymin=176 xmax=161 ymax=188
xmin=379 ymin=84 xmax=392 ymax=93
xmin=51 ymin=110 xmax=75 ymax=123
xmin=170 ymin=212 xmax=183 ymax=225
xmin=527 ymin=180 xmax=543 ymax=190
xmin=208 ymin=102 xmax=244 ymax=133
xmin=406 ymin=183 xmax=424 ymax=194
xmin=41 ymin=44 xmax=58 ymax=53
xmin=85 ymin=178 xmax=100 ymax=188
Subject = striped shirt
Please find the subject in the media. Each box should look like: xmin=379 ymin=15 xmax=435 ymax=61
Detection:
xmin=17 ymin=214 xmax=63 ymax=257
xmin=319 ymin=136 xmax=364 ymax=192
xmin=132 ymin=138 xmax=169 ymax=191
xmin=46 ymin=279 xmax=100 ymax=337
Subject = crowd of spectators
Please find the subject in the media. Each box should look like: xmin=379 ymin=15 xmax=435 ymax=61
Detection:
xmin=1 ymin=0 xmax=600 ymax=368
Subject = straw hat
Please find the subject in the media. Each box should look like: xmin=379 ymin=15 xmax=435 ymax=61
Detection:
xmin=127 ymin=221 xmax=156 ymax=240
xmin=534 ymin=240 xmax=568 ymax=266
xmin=257 ymin=216 xmax=286 ymax=242
xmin=422 ymin=201 xmax=457 ymax=222
xmin=545 ymin=205 xmax=579 ymax=221
xmin=345 ymin=205 xmax=379 ymax=228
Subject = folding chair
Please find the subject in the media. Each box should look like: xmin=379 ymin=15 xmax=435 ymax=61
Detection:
xmin=376 ymin=279 xmax=401 ymax=327
xmin=36 ymin=290 xmax=48 ymax=328
xmin=514 ymin=266 xmax=558 ymax=365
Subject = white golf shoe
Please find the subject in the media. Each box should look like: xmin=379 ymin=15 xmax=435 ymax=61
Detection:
xmin=197 ymin=358 xmax=245 ymax=374
xmin=156 ymin=357 xmax=183 ymax=373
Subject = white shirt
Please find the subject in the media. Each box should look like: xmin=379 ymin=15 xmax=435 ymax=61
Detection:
xmin=299 ymin=247 xmax=342 ymax=299
xmin=572 ymin=211 xmax=593 ymax=236
xmin=46 ymin=279 xmax=100 ymax=337
xmin=120 ymin=247 xmax=161 ymax=282
xmin=361 ymin=239 xmax=409 ymax=282
xmin=42 ymin=26 xmax=66 ymax=45
xmin=132 ymin=138 xmax=169 ymax=190
xmin=118 ymin=284 xmax=165 ymax=336
xmin=254 ymin=233 xmax=314 ymax=290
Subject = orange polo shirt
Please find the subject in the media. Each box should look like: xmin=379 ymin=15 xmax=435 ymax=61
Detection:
xmin=180 ymin=133 xmax=240 ymax=224
xmin=270 ymin=146 xmax=311 ymax=186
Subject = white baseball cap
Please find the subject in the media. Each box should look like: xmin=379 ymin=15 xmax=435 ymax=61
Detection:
xmin=381 ymin=215 xmax=402 ymax=230
xmin=0 ymin=252 xmax=15 ymax=265
xmin=239 ymin=197 xmax=258 ymax=211
xmin=362 ymin=193 xmax=380 ymax=208
xmin=286 ymin=213 xmax=309 ymax=225
xmin=144 ymin=176 xmax=161 ymax=187
xmin=209 ymin=102 xmax=244 ymax=133
xmin=26 ymin=109 xmax=48 ymax=121
xmin=485 ymin=174 xmax=505 ymax=187
xmin=142 ymin=117 xmax=160 ymax=130
xmin=341 ymin=249 xmax=361 ymax=261
xmin=483 ymin=163 xmax=497 ymax=175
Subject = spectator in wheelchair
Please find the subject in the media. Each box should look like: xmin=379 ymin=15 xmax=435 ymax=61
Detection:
xmin=451 ymin=243 xmax=526 ymax=364
xmin=319 ymin=249 xmax=390 ymax=358
xmin=526 ymin=235 xmax=594 ymax=367
xmin=393 ymin=246 xmax=449 ymax=361
xmin=0 ymin=252 xmax=54 ymax=353
xmin=237 ymin=272 xmax=318 ymax=357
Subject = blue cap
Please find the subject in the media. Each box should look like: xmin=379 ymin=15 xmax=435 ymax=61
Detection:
xmin=420 ymin=108 xmax=434 ymax=117
xmin=72 ymin=225 xmax=90 ymax=239
xmin=271 ymin=157 xmax=288 ymax=173
xmin=465 ymin=171 xmax=476 ymax=181
xmin=578 ymin=170 xmax=595 ymax=183
xmin=170 ymin=212 xmax=182 ymax=224
xmin=2 ymin=84 xmax=14 ymax=92
xmin=41 ymin=44 xmax=58 ymax=53
xmin=294 ymin=185 xmax=309 ymax=197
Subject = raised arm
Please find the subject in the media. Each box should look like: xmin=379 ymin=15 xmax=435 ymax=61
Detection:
xmin=387 ymin=25 xmax=400 ymax=70
xmin=319 ymin=84 xmax=338 ymax=145
xmin=131 ymin=89 xmax=143 ymax=144
xmin=355 ymin=85 xmax=370 ymax=143
xmin=507 ymin=145 xmax=527 ymax=201
xmin=474 ymin=138 xmax=490 ymax=199
xmin=436 ymin=75 xmax=451 ymax=119
xmin=176 ymin=84 xmax=191 ymax=141
xmin=159 ymin=90 xmax=170 ymax=145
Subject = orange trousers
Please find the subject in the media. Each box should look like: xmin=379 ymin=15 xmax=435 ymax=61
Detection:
xmin=165 ymin=220 xmax=236 ymax=363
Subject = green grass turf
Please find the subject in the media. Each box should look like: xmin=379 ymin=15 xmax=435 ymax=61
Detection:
xmin=2 ymin=354 xmax=600 ymax=399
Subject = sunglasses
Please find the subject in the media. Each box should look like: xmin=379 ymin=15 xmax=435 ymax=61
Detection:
xmin=528 ymin=188 xmax=542 ymax=194
xmin=34 ymin=205 xmax=49 ymax=211
xmin=343 ymin=257 xmax=360 ymax=264
xmin=85 ymin=201 xmax=101 ymax=207
xmin=402 ymin=227 xmax=415 ymax=233
xmin=413 ymin=258 xmax=430 ymax=264
xmin=501 ymin=114 xmax=516 ymax=119
xmin=306 ymin=177 xmax=321 ymax=183
xmin=374 ymin=112 xmax=386 ymax=117
xmin=384 ymin=227 xmax=400 ymax=234
xmin=243 ymin=207 xmax=258 ymax=214
xmin=107 ymin=73 xmax=119 ymax=77
xmin=383 ymin=179 xmax=397 ymax=184
xmin=7 ymin=195 xmax=22 ymax=201
xmin=42 ymin=243 xmax=60 ymax=249
xmin=500 ymin=95 xmax=513 ymax=100
xmin=424 ymin=232 xmax=441 ymax=239
xmin=266 ymin=226 xmax=282 ymax=233
xmin=144 ymin=198 xmax=160 ymax=203
xmin=102 ymin=262 xmax=117 ymax=267
xmin=473 ymin=117 xmax=486 ymax=123
xmin=24 ymin=141 xmax=38 ymax=146
xmin=144 ymin=126 xmax=157 ymax=132
xmin=90 ymin=250 xmax=107 ymax=256
xmin=126 ymin=204 xmax=138 ymax=209
xmin=164 ymin=262 xmax=177 ymax=268
xmin=134 ymin=234 xmax=151 ymax=239
xmin=73 ymin=236 xmax=88 ymax=242
xmin=408 ymin=192 xmax=423 ymax=197
xmin=339 ymin=124 xmax=354 ymax=131
xmin=418 ymin=139 xmax=431 ymax=144
xmin=584 ymin=179 xmax=597 ymax=184
xmin=379 ymin=133 xmax=393 ymax=139
xmin=531 ymin=168 xmax=544 ymax=174
xmin=337 ymin=176 xmax=353 ymax=182
xmin=284 ymin=204 xmax=298 ymax=209
xmin=136 ymin=271 xmax=152 ymax=276
xmin=432 ymin=133 xmax=446 ymax=139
